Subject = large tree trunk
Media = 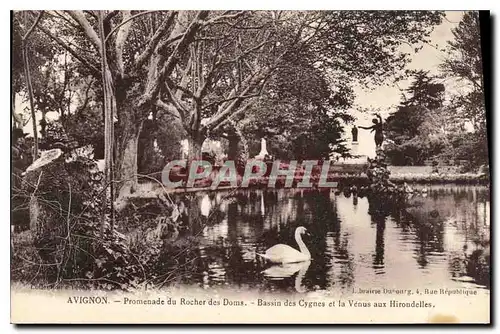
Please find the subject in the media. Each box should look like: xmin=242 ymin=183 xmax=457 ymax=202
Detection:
xmin=187 ymin=133 xmax=204 ymax=162
xmin=227 ymin=134 xmax=239 ymax=161
xmin=227 ymin=133 xmax=249 ymax=161
xmin=226 ymin=127 xmax=249 ymax=174
xmin=113 ymin=87 xmax=148 ymax=199
xmin=115 ymin=116 xmax=143 ymax=198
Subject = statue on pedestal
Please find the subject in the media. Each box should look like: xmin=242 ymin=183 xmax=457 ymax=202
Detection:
xmin=351 ymin=125 xmax=358 ymax=143
xmin=255 ymin=138 xmax=270 ymax=160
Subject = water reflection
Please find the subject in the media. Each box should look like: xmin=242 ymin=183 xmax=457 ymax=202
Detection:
xmin=162 ymin=186 xmax=490 ymax=293
xmin=262 ymin=261 xmax=311 ymax=293
xmin=200 ymin=194 xmax=211 ymax=217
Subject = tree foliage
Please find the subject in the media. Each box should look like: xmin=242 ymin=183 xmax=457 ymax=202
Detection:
xmin=440 ymin=11 xmax=485 ymax=130
xmin=439 ymin=11 xmax=488 ymax=170
xmin=239 ymin=56 xmax=354 ymax=160
xmin=384 ymin=12 xmax=488 ymax=170
xmin=384 ymin=12 xmax=489 ymax=173
xmin=13 ymin=10 xmax=444 ymax=174
xmin=384 ymin=71 xmax=447 ymax=165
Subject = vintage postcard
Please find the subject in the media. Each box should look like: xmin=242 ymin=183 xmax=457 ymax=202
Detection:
xmin=11 ymin=9 xmax=490 ymax=324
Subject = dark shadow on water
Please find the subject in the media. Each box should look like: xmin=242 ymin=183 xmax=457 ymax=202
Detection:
xmin=366 ymin=194 xmax=392 ymax=273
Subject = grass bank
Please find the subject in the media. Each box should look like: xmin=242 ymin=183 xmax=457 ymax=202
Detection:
xmin=387 ymin=166 xmax=489 ymax=184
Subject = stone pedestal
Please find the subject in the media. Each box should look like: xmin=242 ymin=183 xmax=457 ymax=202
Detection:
xmin=255 ymin=138 xmax=269 ymax=159
xmin=351 ymin=142 xmax=359 ymax=156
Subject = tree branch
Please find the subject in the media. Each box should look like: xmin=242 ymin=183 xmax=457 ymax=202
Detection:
xmin=202 ymin=66 xmax=265 ymax=111
xmin=104 ymin=10 xmax=119 ymax=24
xmin=67 ymin=10 xmax=102 ymax=53
xmin=211 ymin=101 xmax=253 ymax=133
xmin=142 ymin=11 xmax=209 ymax=106
xmin=135 ymin=11 xmax=177 ymax=69
xmin=105 ymin=10 xmax=162 ymax=43
xmin=36 ymin=25 xmax=101 ymax=78
xmin=75 ymin=78 xmax=94 ymax=115
xmin=115 ymin=10 xmax=132 ymax=77
xmin=196 ymin=55 xmax=222 ymax=99
xmin=161 ymin=83 xmax=188 ymax=121
xmin=155 ymin=99 xmax=182 ymax=120
xmin=166 ymin=77 xmax=197 ymax=102
xmin=205 ymin=69 xmax=272 ymax=130
xmin=161 ymin=11 xmax=209 ymax=75
xmin=202 ymin=11 xmax=246 ymax=26
xmin=219 ymin=39 xmax=270 ymax=66
xmin=174 ymin=56 xmax=193 ymax=100
xmin=22 ymin=11 xmax=44 ymax=41
xmin=50 ymin=10 xmax=81 ymax=30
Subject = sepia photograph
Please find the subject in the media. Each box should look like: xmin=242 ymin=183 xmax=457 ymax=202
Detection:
xmin=10 ymin=8 xmax=490 ymax=324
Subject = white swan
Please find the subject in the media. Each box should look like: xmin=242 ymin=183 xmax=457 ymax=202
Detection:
xmin=257 ymin=226 xmax=311 ymax=263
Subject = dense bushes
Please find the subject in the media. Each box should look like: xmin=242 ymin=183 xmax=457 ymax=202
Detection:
xmin=11 ymin=154 xmax=149 ymax=290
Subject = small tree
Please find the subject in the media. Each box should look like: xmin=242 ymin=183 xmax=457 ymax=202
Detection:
xmin=384 ymin=71 xmax=447 ymax=165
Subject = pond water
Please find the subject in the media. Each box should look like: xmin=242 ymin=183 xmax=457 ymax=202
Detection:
xmin=164 ymin=185 xmax=490 ymax=295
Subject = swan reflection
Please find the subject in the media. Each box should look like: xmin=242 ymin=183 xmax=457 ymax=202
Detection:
xmin=262 ymin=260 xmax=311 ymax=293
